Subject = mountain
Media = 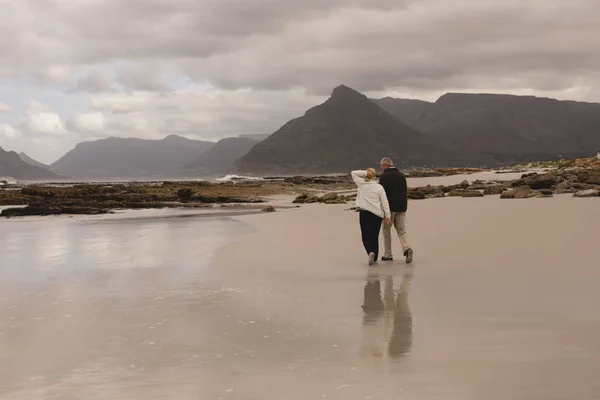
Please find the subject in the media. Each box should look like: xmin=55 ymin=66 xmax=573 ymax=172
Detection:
xmin=235 ymin=85 xmax=463 ymax=175
xmin=186 ymin=137 xmax=260 ymax=175
xmin=238 ymin=133 xmax=271 ymax=141
xmin=19 ymin=152 xmax=59 ymax=174
xmin=52 ymin=135 xmax=214 ymax=179
xmin=0 ymin=147 xmax=61 ymax=180
xmin=373 ymin=93 xmax=600 ymax=162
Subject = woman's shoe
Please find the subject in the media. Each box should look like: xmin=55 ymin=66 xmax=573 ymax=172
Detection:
xmin=368 ymin=252 xmax=376 ymax=266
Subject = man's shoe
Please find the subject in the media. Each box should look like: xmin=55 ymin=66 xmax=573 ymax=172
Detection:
xmin=404 ymin=248 xmax=413 ymax=264
xmin=368 ymin=252 xmax=376 ymax=266
xmin=381 ymin=256 xmax=393 ymax=261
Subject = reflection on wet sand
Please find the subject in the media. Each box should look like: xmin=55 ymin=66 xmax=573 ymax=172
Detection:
xmin=361 ymin=266 xmax=413 ymax=360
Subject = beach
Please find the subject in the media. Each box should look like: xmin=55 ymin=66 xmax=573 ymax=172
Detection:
xmin=1 ymin=192 xmax=599 ymax=399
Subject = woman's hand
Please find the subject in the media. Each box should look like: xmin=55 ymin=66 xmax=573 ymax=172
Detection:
xmin=385 ymin=217 xmax=391 ymax=225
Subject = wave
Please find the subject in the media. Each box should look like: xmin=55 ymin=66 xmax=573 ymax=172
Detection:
xmin=216 ymin=174 xmax=264 ymax=182
xmin=0 ymin=177 xmax=17 ymax=185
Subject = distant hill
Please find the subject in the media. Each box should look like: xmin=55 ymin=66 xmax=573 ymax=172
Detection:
xmin=373 ymin=93 xmax=600 ymax=163
xmin=235 ymin=85 xmax=464 ymax=175
xmin=1 ymin=147 xmax=61 ymax=180
xmin=19 ymin=152 xmax=60 ymax=174
xmin=238 ymin=133 xmax=271 ymax=141
xmin=52 ymin=135 xmax=214 ymax=179
xmin=186 ymin=137 xmax=260 ymax=175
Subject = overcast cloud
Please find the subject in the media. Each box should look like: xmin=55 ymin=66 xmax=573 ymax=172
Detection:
xmin=1 ymin=0 xmax=600 ymax=163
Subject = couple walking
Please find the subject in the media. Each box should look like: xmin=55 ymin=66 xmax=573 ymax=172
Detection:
xmin=352 ymin=157 xmax=413 ymax=266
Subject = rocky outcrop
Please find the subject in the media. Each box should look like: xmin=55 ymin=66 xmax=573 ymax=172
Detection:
xmin=293 ymin=192 xmax=348 ymax=204
xmin=577 ymin=170 xmax=600 ymax=185
xmin=483 ymin=185 xmax=507 ymax=195
xmin=573 ymin=189 xmax=600 ymax=198
xmin=501 ymin=186 xmax=544 ymax=199
xmin=511 ymin=172 xmax=557 ymax=190
xmin=448 ymin=189 xmax=484 ymax=198
xmin=283 ymin=175 xmax=352 ymax=185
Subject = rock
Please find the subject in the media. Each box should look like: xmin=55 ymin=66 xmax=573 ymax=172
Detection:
xmin=449 ymin=189 xmax=483 ymax=198
xmin=459 ymin=180 xmax=469 ymax=189
xmin=428 ymin=192 xmax=446 ymax=198
xmin=344 ymin=193 xmax=357 ymax=201
xmin=573 ymin=189 xmax=600 ymax=198
xmin=324 ymin=198 xmax=347 ymax=204
xmin=511 ymin=172 xmax=557 ymax=190
xmin=441 ymin=184 xmax=459 ymax=193
xmin=407 ymin=190 xmax=426 ymax=200
xmin=501 ymin=186 xmax=542 ymax=199
xmin=483 ymin=185 xmax=506 ymax=195
xmin=1 ymin=205 xmax=111 ymax=217
xmin=292 ymin=193 xmax=319 ymax=204
xmin=319 ymin=192 xmax=340 ymax=202
xmin=284 ymin=175 xmax=352 ymax=185
xmin=177 ymin=188 xmax=194 ymax=198
xmin=261 ymin=206 xmax=276 ymax=212
xmin=538 ymin=189 xmax=554 ymax=196
xmin=554 ymin=181 xmax=578 ymax=194
xmin=577 ymin=170 xmax=600 ymax=185
xmin=419 ymin=185 xmax=445 ymax=196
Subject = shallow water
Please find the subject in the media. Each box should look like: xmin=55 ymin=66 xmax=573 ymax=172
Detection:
xmin=0 ymin=212 xmax=252 ymax=398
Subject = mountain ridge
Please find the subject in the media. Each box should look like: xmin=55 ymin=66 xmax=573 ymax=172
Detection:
xmin=235 ymin=85 xmax=466 ymax=175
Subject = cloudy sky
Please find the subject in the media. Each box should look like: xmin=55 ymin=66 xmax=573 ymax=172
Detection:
xmin=1 ymin=0 xmax=600 ymax=163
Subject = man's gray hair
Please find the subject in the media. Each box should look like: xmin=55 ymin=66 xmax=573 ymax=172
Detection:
xmin=380 ymin=157 xmax=393 ymax=166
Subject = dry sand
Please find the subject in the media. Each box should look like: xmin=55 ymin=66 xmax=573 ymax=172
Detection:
xmin=1 ymin=193 xmax=599 ymax=399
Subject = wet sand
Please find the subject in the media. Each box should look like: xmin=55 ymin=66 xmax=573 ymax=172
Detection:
xmin=1 ymin=195 xmax=600 ymax=399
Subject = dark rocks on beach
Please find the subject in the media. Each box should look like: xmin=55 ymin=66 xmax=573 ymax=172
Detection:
xmin=261 ymin=206 xmax=276 ymax=212
xmin=191 ymin=195 xmax=264 ymax=204
xmin=284 ymin=175 xmax=351 ymax=185
xmin=538 ymin=189 xmax=554 ymax=196
xmin=483 ymin=185 xmax=506 ymax=195
xmin=293 ymin=193 xmax=319 ymax=204
xmin=448 ymin=189 xmax=484 ymax=198
xmin=1 ymin=204 xmax=111 ymax=218
xmin=511 ymin=172 xmax=557 ymax=190
xmin=319 ymin=192 xmax=348 ymax=204
xmin=177 ymin=188 xmax=194 ymax=198
xmin=501 ymin=186 xmax=543 ymax=199
xmin=577 ymin=170 xmax=600 ymax=185
xmin=407 ymin=190 xmax=426 ymax=200
xmin=459 ymin=180 xmax=470 ymax=189
xmin=554 ymin=181 xmax=579 ymax=194
xmin=573 ymin=189 xmax=600 ymax=198
xmin=294 ymin=192 xmax=348 ymax=204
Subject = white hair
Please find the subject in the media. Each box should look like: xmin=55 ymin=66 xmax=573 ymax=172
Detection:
xmin=380 ymin=157 xmax=393 ymax=166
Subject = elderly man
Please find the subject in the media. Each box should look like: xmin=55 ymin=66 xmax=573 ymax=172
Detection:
xmin=378 ymin=157 xmax=413 ymax=263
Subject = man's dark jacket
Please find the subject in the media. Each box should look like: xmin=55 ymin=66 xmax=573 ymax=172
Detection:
xmin=379 ymin=167 xmax=408 ymax=213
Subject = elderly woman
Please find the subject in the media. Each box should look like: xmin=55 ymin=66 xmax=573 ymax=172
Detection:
xmin=352 ymin=168 xmax=391 ymax=266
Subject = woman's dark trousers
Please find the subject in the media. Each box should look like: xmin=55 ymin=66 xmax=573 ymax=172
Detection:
xmin=359 ymin=210 xmax=383 ymax=261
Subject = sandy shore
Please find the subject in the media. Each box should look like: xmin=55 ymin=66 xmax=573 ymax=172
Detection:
xmin=1 ymin=193 xmax=599 ymax=399
xmin=208 ymin=195 xmax=600 ymax=399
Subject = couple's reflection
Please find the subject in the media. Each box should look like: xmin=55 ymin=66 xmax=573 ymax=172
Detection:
xmin=361 ymin=267 xmax=414 ymax=359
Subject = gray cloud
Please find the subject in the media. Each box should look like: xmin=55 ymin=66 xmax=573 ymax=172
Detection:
xmin=73 ymin=70 xmax=114 ymax=93
xmin=116 ymin=64 xmax=170 ymax=92
xmin=3 ymin=0 xmax=599 ymax=97
xmin=3 ymin=0 xmax=600 ymax=161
